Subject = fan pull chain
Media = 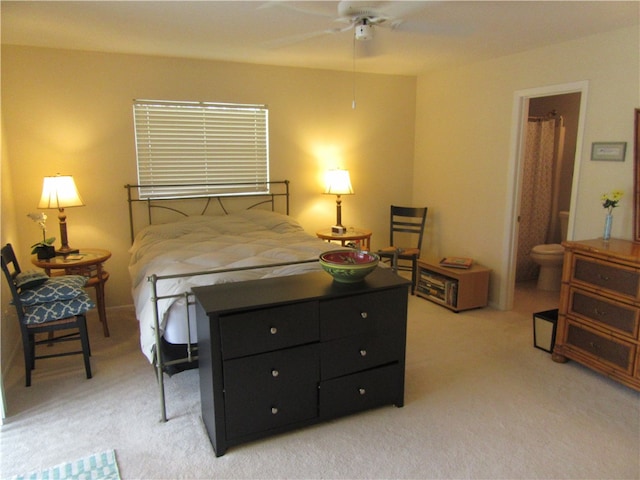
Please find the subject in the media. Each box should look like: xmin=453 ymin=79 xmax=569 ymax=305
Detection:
xmin=352 ymin=32 xmax=357 ymax=109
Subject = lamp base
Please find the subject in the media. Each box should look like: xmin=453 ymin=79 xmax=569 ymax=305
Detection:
xmin=331 ymin=225 xmax=347 ymax=234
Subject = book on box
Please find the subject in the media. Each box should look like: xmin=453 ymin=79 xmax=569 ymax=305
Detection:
xmin=439 ymin=257 xmax=473 ymax=269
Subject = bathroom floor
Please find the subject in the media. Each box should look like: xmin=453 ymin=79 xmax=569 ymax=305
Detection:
xmin=514 ymin=280 xmax=561 ymax=314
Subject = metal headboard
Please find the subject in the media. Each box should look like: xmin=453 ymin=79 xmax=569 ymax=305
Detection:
xmin=124 ymin=180 xmax=290 ymax=243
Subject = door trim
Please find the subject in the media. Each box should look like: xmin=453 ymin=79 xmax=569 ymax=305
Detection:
xmin=502 ymin=81 xmax=589 ymax=310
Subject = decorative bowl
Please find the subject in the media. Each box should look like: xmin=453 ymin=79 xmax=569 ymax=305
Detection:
xmin=319 ymin=250 xmax=379 ymax=283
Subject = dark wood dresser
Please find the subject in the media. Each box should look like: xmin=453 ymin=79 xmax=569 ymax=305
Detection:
xmin=193 ymin=267 xmax=411 ymax=456
xmin=553 ymin=238 xmax=640 ymax=391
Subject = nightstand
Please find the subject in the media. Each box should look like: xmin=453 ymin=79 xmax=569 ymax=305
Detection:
xmin=32 ymin=249 xmax=112 ymax=337
xmin=316 ymin=228 xmax=372 ymax=250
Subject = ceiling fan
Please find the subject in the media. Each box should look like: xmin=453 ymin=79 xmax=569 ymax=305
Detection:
xmin=336 ymin=1 xmax=420 ymax=41
xmin=265 ymin=1 xmax=433 ymax=50
xmin=263 ymin=1 xmax=448 ymax=108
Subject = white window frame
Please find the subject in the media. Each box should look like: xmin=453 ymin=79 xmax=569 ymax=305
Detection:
xmin=133 ymin=99 xmax=269 ymax=199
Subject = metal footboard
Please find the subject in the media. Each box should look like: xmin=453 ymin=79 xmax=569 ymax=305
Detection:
xmin=148 ymin=259 xmax=318 ymax=422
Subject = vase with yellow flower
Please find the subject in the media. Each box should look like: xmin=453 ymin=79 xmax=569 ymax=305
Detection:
xmin=600 ymin=190 xmax=623 ymax=241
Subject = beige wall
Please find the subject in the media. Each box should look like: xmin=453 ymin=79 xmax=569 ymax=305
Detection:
xmin=1 ymin=45 xmax=416 ymax=310
xmin=414 ymin=26 xmax=640 ymax=309
xmin=1 ymin=110 xmax=21 ymax=402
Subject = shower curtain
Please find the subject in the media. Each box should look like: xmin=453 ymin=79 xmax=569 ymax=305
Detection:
xmin=516 ymin=117 xmax=559 ymax=282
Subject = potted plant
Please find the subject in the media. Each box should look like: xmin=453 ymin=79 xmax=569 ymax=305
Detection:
xmin=28 ymin=212 xmax=56 ymax=259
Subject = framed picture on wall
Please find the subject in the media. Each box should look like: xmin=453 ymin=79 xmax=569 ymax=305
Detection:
xmin=591 ymin=142 xmax=627 ymax=161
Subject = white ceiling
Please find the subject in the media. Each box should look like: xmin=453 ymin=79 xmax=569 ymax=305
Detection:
xmin=2 ymin=1 xmax=639 ymax=75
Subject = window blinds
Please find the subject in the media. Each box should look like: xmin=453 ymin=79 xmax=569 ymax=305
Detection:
xmin=133 ymin=100 xmax=269 ymax=199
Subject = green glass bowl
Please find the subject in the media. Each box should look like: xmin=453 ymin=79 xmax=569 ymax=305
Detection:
xmin=319 ymin=250 xmax=379 ymax=283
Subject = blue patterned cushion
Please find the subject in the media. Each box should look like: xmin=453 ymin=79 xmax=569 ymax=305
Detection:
xmin=23 ymin=292 xmax=95 ymax=325
xmin=19 ymin=275 xmax=88 ymax=306
xmin=15 ymin=270 xmax=49 ymax=290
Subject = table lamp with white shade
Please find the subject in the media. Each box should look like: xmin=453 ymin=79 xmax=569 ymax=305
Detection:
xmin=38 ymin=174 xmax=85 ymax=255
xmin=324 ymin=169 xmax=354 ymax=234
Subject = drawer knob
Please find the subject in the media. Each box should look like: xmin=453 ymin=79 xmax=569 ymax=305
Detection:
xmin=358 ymin=388 xmax=366 ymax=396
xmin=271 ymin=369 xmax=279 ymax=377
xmin=594 ymin=308 xmax=607 ymax=317
xmin=271 ymin=407 xmax=279 ymax=415
xmin=359 ymin=349 xmax=367 ymax=357
xmin=360 ymin=311 xmax=368 ymax=319
xmin=270 ymin=327 xmax=278 ymax=335
xmin=597 ymin=274 xmax=610 ymax=281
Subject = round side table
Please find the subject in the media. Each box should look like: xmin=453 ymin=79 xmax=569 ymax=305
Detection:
xmin=316 ymin=228 xmax=372 ymax=251
xmin=32 ymin=249 xmax=112 ymax=337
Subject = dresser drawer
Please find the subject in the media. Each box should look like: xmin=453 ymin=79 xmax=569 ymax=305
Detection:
xmin=572 ymin=256 xmax=640 ymax=300
xmin=320 ymin=332 xmax=404 ymax=380
xmin=320 ymin=289 xmax=406 ymax=341
xmin=319 ymin=363 xmax=402 ymax=419
xmin=220 ymin=301 xmax=319 ymax=359
xmin=224 ymin=344 xmax=319 ymax=439
xmin=564 ymin=320 xmax=636 ymax=374
xmin=568 ymin=288 xmax=639 ymax=338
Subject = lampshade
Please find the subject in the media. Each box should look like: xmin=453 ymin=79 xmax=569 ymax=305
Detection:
xmin=324 ymin=169 xmax=353 ymax=233
xmin=324 ymin=169 xmax=354 ymax=196
xmin=38 ymin=175 xmax=85 ymax=209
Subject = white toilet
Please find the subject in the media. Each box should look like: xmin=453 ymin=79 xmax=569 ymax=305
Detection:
xmin=530 ymin=211 xmax=569 ymax=291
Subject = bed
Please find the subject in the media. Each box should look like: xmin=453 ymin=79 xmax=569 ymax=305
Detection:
xmin=125 ymin=181 xmax=346 ymax=420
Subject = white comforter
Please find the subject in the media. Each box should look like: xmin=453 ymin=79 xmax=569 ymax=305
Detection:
xmin=129 ymin=210 xmax=342 ymax=362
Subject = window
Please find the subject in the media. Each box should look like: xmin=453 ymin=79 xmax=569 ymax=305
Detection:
xmin=133 ymin=99 xmax=269 ymax=199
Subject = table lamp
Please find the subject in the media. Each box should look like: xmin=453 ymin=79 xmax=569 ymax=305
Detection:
xmin=324 ymin=169 xmax=354 ymax=234
xmin=38 ymin=174 xmax=85 ymax=255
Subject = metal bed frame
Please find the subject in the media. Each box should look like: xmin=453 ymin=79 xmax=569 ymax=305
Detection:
xmin=125 ymin=180 xmax=291 ymax=243
xmin=125 ymin=180 xmax=318 ymax=421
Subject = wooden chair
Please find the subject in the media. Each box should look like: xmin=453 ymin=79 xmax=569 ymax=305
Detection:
xmin=378 ymin=206 xmax=428 ymax=294
xmin=1 ymin=243 xmax=93 ymax=386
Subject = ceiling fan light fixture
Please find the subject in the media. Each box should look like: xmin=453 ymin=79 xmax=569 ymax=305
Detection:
xmin=355 ymin=20 xmax=373 ymax=41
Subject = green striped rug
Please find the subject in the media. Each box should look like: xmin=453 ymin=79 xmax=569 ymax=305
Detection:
xmin=10 ymin=450 xmax=120 ymax=480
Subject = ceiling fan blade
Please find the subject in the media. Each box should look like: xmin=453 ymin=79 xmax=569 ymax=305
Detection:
xmin=259 ymin=1 xmax=335 ymax=19
xmin=265 ymin=24 xmax=352 ymax=49
xmin=390 ymin=19 xmax=470 ymax=36
xmin=374 ymin=1 xmax=430 ymax=19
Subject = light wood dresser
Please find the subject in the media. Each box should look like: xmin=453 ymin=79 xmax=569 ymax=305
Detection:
xmin=553 ymin=238 xmax=640 ymax=391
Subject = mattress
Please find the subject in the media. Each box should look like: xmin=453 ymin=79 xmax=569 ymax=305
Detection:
xmin=128 ymin=209 xmax=343 ymax=362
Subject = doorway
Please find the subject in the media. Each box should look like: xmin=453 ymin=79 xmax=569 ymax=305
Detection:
xmin=503 ymin=81 xmax=589 ymax=310
xmin=516 ymin=93 xmax=581 ymax=283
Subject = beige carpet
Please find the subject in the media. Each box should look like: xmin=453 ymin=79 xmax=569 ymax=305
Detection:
xmin=1 ymin=283 xmax=639 ymax=479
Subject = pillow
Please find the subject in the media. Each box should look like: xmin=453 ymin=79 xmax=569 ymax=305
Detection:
xmin=237 ymin=210 xmax=304 ymax=233
xmin=15 ymin=271 xmax=49 ymax=290
xmin=23 ymin=292 xmax=95 ymax=325
xmin=19 ymin=275 xmax=88 ymax=306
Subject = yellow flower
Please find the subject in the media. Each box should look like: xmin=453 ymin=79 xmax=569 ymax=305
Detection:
xmin=601 ymin=190 xmax=623 ymax=213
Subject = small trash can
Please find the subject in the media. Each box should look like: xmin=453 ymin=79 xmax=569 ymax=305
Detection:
xmin=533 ymin=309 xmax=558 ymax=353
